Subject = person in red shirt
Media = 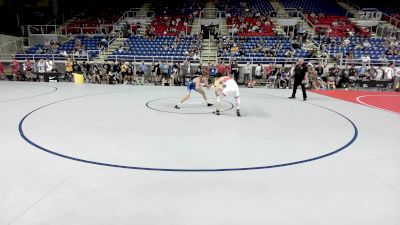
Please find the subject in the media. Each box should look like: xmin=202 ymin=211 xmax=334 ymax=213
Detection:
xmin=11 ymin=58 xmax=21 ymax=81
xmin=24 ymin=59 xmax=33 ymax=81
xmin=216 ymin=61 xmax=226 ymax=76
xmin=0 ymin=61 xmax=4 ymax=80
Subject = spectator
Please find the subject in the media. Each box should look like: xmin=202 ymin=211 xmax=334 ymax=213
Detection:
xmin=45 ymin=59 xmax=55 ymax=73
xmin=65 ymin=58 xmax=73 ymax=81
xmin=0 ymin=61 xmax=4 ymax=80
xmin=23 ymin=59 xmax=33 ymax=81
xmin=81 ymin=61 xmax=91 ymax=81
xmin=243 ymin=62 xmax=252 ymax=87
xmin=11 ymin=58 xmax=21 ymax=81
xmin=255 ymin=63 xmax=262 ymax=86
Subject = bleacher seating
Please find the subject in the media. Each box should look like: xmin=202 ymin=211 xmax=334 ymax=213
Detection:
xmin=315 ymin=36 xmax=400 ymax=63
xmin=16 ymin=35 xmax=106 ymax=60
xmin=227 ymin=16 xmax=275 ymax=36
xmin=218 ymin=36 xmax=312 ymax=64
xmin=279 ymin=0 xmax=347 ymax=16
xmin=308 ymin=15 xmax=369 ymax=37
xmin=347 ymin=0 xmax=400 ymax=14
xmin=217 ymin=0 xmax=274 ymax=16
xmin=148 ymin=15 xmax=192 ymax=36
xmin=107 ymin=36 xmax=200 ymax=62
xmin=64 ymin=17 xmax=119 ymax=34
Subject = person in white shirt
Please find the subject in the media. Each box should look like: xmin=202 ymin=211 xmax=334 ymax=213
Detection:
xmin=243 ymin=62 xmax=253 ymax=87
xmin=37 ymin=59 xmax=46 ymax=73
xmin=45 ymin=59 xmax=54 ymax=72
xmin=255 ymin=63 xmax=262 ymax=86
xmin=384 ymin=63 xmax=395 ymax=80
xmin=361 ymin=54 xmax=371 ymax=66
xmin=393 ymin=66 xmax=400 ymax=91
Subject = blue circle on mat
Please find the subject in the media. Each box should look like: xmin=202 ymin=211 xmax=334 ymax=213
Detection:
xmin=18 ymin=91 xmax=358 ymax=172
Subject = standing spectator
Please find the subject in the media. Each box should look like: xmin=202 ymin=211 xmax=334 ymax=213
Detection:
xmin=173 ymin=62 xmax=180 ymax=85
xmin=0 ymin=61 xmax=4 ymax=80
xmin=65 ymin=58 xmax=73 ymax=81
xmin=384 ymin=63 xmax=395 ymax=80
xmin=11 ymin=58 xmax=20 ymax=81
xmin=150 ymin=62 xmax=157 ymax=83
xmin=102 ymin=61 xmax=111 ymax=83
xmin=46 ymin=58 xmax=55 ymax=73
xmin=255 ymin=63 xmax=262 ymax=86
xmin=37 ymin=59 xmax=46 ymax=82
xmin=23 ymin=59 xmax=33 ymax=81
xmin=243 ymin=62 xmax=252 ymax=87
xmin=81 ymin=61 xmax=91 ymax=82
xmin=315 ymin=63 xmax=325 ymax=81
xmin=217 ymin=61 xmax=226 ymax=76
xmin=91 ymin=64 xmax=101 ymax=83
xmin=394 ymin=66 xmax=400 ymax=91
xmin=288 ymin=58 xmax=308 ymax=101
xmin=181 ymin=60 xmax=190 ymax=85
xmin=209 ymin=63 xmax=217 ymax=81
xmin=231 ymin=60 xmax=239 ymax=83
xmin=136 ymin=61 xmax=146 ymax=85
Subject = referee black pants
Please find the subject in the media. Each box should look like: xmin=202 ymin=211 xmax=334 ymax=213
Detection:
xmin=291 ymin=79 xmax=307 ymax=99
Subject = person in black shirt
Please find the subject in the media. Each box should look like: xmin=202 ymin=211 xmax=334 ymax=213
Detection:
xmin=231 ymin=61 xmax=239 ymax=83
xmin=289 ymin=58 xmax=308 ymax=101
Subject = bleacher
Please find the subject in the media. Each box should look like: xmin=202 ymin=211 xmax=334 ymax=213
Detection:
xmin=218 ymin=36 xmax=312 ymax=64
xmin=16 ymin=35 xmax=106 ymax=61
xmin=316 ymin=36 xmax=400 ymax=63
xmin=279 ymin=0 xmax=347 ymax=16
xmin=347 ymin=0 xmax=400 ymax=15
xmin=217 ymin=0 xmax=274 ymax=16
xmin=227 ymin=16 xmax=275 ymax=36
xmin=148 ymin=15 xmax=192 ymax=36
xmin=309 ymin=15 xmax=370 ymax=37
xmin=107 ymin=36 xmax=200 ymax=62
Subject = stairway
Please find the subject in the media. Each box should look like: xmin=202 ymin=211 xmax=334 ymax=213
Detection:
xmin=336 ymin=1 xmax=358 ymax=16
xmin=94 ymin=38 xmax=127 ymax=61
xmin=204 ymin=1 xmax=217 ymax=19
xmin=336 ymin=1 xmax=399 ymax=35
xmin=191 ymin=18 xmax=201 ymax=35
xmin=270 ymin=0 xmax=289 ymax=18
xmin=269 ymin=0 xmax=287 ymax=35
xmin=219 ymin=18 xmax=229 ymax=36
xmin=201 ymin=39 xmax=217 ymax=63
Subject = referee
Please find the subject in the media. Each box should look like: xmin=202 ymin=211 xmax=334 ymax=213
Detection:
xmin=289 ymin=58 xmax=308 ymax=101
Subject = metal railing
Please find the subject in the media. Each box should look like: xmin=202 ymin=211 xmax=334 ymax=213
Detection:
xmin=0 ymin=38 xmax=24 ymax=56
xmin=46 ymin=14 xmax=66 ymax=26
xmin=216 ymin=56 xmax=328 ymax=65
xmin=339 ymin=57 xmax=398 ymax=67
xmin=102 ymin=55 xmax=201 ymax=63
xmin=22 ymin=25 xmax=60 ymax=35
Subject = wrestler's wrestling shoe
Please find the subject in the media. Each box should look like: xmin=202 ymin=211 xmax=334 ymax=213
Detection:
xmin=174 ymin=105 xmax=180 ymax=109
xmin=213 ymin=110 xmax=220 ymax=115
xmin=236 ymin=109 xmax=241 ymax=117
xmin=207 ymin=103 xmax=213 ymax=106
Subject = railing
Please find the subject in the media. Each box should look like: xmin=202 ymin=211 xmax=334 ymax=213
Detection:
xmin=59 ymin=26 xmax=115 ymax=35
xmin=216 ymin=56 xmax=328 ymax=65
xmin=339 ymin=57 xmax=398 ymax=67
xmin=0 ymin=38 xmax=24 ymax=56
xmin=23 ymin=25 xmax=60 ymax=35
xmin=102 ymin=55 xmax=201 ymax=63
xmin=46 ymin=14 xmax=66 ymax=26
xmin=382 ymin=13 xmax=400 ymax=29
xmin=4 ymin=49 xmax=102 ymax=62
xmin=123 ymin=10 xmax=156 ymax=19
